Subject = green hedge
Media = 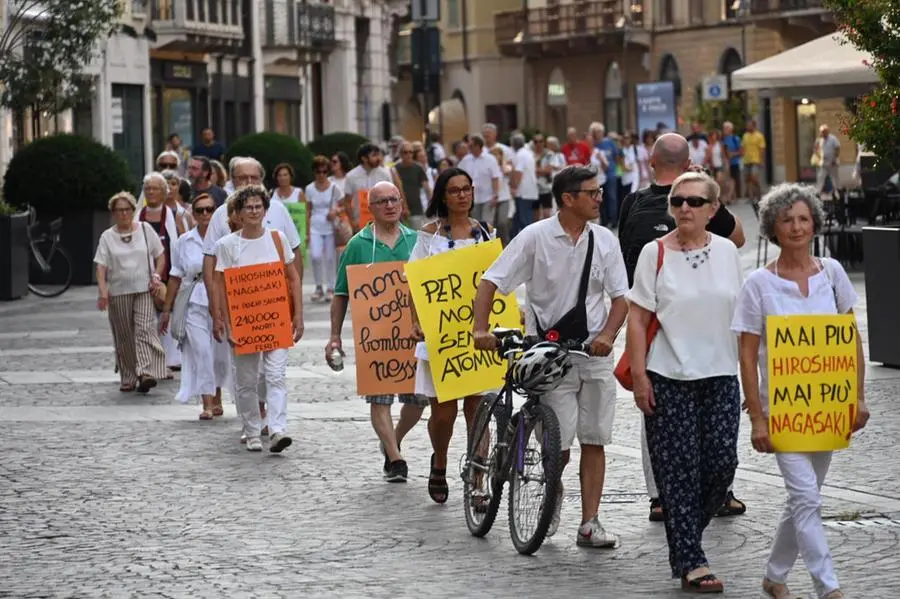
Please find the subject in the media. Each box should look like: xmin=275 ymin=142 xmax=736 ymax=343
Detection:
xmin=306 ymin=131 xmax=369 ymax=166
xmin=3 ymin=134 xmax=134 ymax=216
xmin=227 ymin=132 xmax=314 ymax=188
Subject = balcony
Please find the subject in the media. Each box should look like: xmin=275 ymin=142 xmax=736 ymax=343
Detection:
xmin=260 ymin=0 xmax=336 ymax=65
xmin=746 ymin=0 xmax=833 ymax=32
xmin=149 ymin=0 xmax=244 ymax=52
xmin=495 ymin=0 xmax=649 ymax=58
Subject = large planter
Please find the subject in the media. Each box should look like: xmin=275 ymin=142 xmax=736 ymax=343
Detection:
xmin=0 ymin=212 xmax=29 ymax=300
xmin=60 ymin=210 xmax=111 ymax=286
xmin=862 ymin=226 xmax=900 ymax=367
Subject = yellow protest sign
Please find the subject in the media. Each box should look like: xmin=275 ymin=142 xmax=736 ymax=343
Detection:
xmin=405 ymin=239 xmax=520 ymax=402
xmin=766 ymin=314 xmax=859 ymax=452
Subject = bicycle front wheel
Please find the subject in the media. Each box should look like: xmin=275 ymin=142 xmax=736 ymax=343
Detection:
xmin=28 ymin=242 xmax=72 ymax=298
xmin=462 ymin=393 xmax=508 ymax=538
xmin=508 ymin=403 xmax=562 ymax=555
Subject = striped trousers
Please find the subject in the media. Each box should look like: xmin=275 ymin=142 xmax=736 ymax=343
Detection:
xmin=108 ymin=292 xmax=166 ymax=386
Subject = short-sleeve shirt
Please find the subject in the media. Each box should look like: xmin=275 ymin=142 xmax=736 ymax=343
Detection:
xmin=343 ymin=164 xmax=394 ymax=221
xmin=94 ymin=224 xmax=164 ymax=297
xmin=731 ymin=259 xmax=858 ymax=411
xmin=458 ymin=152 xmax=502 ymax=205
xmin=596 ymin=138 xmax=619 ymax=179
xmin=482 ymin=216 xmax=628 ymax=341
xmin=169 ymin=227 xmax=209 ymax=306
xmin=333 ymin=223 xmax=418 ymax=296
xmin=214 ymin=229 xmax=294 ymax=271
xmin=191 ymin=142 xmax=226 ymax=161
xmin=626 ymin=235 xmax=743 ymax=380
xmin=512 ymin=147 xmax=539 ymax=200
xmin=203 ymin=197 xmax=301 ymax=257
xmin=723 ymin=134 xmax=742 ymax=166
xmin=820 ymin=134 xmax=841 ymax=164
xmin=742 ymin=131 xmax=767 ymax=165
xmin=561 ymin=141 xmax=592 ymax=166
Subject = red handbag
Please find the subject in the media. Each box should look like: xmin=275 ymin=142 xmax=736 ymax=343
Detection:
xmin=614 ymin=239 xmax=664 ymax=391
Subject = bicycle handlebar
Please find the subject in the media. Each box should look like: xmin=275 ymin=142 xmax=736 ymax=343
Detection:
xmin=492 ymin=328 xmax=591 ymax=358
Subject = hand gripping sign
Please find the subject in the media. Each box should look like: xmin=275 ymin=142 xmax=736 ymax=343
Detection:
xmin=766 ymin=314 xmax=859 ymax=452
xmin=346 ymin=261 xmax=416 ymax=395
xmin=224 ymin=261 xmax=294 ymax=356
xmin=405 ymin=239 xmax=521 ymax=402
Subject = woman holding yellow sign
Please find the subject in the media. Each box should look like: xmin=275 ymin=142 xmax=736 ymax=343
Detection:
xmin=409 ymin=167 xmax=494 ymax=505
xmin=732 ymin=184 xmax=869 ymax=599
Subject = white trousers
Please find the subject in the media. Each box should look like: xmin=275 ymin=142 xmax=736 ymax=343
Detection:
xmin=309 ymin=230 xmax=336 ymax=290
xmin=766 ymin=451 xmax=839 ymax=598
xmin=233 ymin=348 xmax=289 ymax=437
xmin=157 ymin=312 xmax=182 ymax=368
xmin=175 ymin=303 xmax=230 ymax=403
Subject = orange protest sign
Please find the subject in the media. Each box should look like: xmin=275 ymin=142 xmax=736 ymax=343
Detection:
xmin=346 ymin=261 xmax=416 ymax=395
xmin=358 ymin=189 xmax=373 ymax=229
xmin=223 ymin=261 xmax=294 ymax=356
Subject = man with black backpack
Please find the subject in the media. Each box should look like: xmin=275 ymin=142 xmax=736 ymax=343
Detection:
xmin=617 ymin=132 xmax=748 ymax=521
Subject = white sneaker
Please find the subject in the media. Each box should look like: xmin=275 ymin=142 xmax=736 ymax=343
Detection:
xmin=576 ymin=516 xmax=618 ymax=548
xmin=269 ymin=433 xmax=292 ymax=453
xmin=546 ymin=483 xmax=564 ymax=538
xmin=246 ymin=437 xmax=263 ymax=452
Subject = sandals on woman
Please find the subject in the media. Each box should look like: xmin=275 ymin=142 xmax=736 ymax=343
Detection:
xmin=119 ymin=384 xmax=135 ymax=392
xmin=716 ymin=491 xmax=747 ymax=517
xmin=681 ymin=573 xmax=724 ymax=594
xmin=136 ymin=376 xmax=157 ymax=394
xmin=761 ymin=579 xmax=803 ymax=599
xmin=428 ymin=453 xmax=449 ymax=504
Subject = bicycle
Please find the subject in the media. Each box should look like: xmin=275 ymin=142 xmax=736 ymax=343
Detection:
xmin=26 ymin=205 xmax=73 ymax=298
xmin=460 ymin=327 xmax=590 ymax=555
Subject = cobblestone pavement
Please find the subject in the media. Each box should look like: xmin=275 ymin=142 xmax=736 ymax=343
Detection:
xmin=2 ymin=209 xmax=900 ymax=598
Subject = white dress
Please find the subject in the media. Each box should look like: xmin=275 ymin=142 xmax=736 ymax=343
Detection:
xmin=409 ymin=226 xmax=494 ymax=399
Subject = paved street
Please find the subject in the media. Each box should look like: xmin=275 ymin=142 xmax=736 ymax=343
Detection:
xmin=2 ymin=205 xmax=899 ymax=598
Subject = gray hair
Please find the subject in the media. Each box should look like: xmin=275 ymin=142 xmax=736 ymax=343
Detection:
xmin=229 ymin=156 xmax=265 ymax=180
xmin=547 ymin=136 xmax=560 ymax=149
xmin=156 ymin=150 xmax=180 ymax=166
xmin=482 ymin=122 xmax=498 ymax=133
xmin=758 ymin=183 xmax=825 ymax=246
xmin=108 ymin=191 xmax=137 ymax=211
xmin=142 ymin=172 xmax=167 ymax=190
xmin=510 ymin=132 xmax=526 ymax=149
xmin=670 ymin=171 xmax=720 ymax=203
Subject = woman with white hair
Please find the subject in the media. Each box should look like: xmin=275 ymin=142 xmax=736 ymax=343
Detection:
xmin=625 ymin=171 xmax=743 ymax=593
xmin=732 ymin=184 xmax=868 ymax=599
xmin=95 ymin=191 xmax=167 ymax=393
xmin=161 ymin=170 xmax=193 ymax=230
xmin=138 ymin=172 xmax=185 ymax=373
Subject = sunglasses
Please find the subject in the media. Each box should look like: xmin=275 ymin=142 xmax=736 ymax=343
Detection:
xmin=159 ymin=163 xmax=178 ymax=169
xmin=193 ymin=206 xmax=216 ymax=215
xmin=669 ymin=195 xmax=711 ymax=208
xmin=315 ymin=169 xmax=329 ymax=174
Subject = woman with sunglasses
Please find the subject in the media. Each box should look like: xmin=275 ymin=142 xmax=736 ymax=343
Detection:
xmin=305 ymin=156 xmax=342 ymax=302
xmin=329 ymin=152 xmax=351 ymax=195
xmin=409 ymin=167 xmax=494 ymax=504
xmin=159 ymin=194 xmax=230 ymax=419
xmin=624 ymin=171 xmax=743 ymax=594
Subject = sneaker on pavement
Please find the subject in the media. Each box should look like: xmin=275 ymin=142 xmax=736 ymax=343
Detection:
xmin=380 ymin=440 xmax=401 ymax=475
xmin=246 ymin=437 xmax=263 ymax=452
xmin=269 ymin=433 xmax=293 ymax=453
xmin=547 ymin=483 xmax=564 ymax=538
xmin=384 ymin=460 xmax=408 ymax=483
xmin=576 ymin=516 xmax=618 ymax=548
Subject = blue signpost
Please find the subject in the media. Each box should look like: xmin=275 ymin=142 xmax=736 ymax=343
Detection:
xmin=635 ymin=81 xmax=677 ymax=135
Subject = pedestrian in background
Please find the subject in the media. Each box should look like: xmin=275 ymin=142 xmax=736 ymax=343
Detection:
xmin=305 ymin=156 xmax=342 ymax=303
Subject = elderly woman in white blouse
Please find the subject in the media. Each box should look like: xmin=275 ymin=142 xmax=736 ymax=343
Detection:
xmin=732 ymin=184 xmax=869 ymax=599
xmin=625 ymin=171 xmax=743 ymax=593
xmin=159 ymin=193 xmax=230 ymax=420
xmin=95 ymin=192 xmax=168 ymax=393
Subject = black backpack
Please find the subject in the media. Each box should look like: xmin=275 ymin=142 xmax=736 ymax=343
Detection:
xmin=618 ymin=185 xmax=676 ymax=286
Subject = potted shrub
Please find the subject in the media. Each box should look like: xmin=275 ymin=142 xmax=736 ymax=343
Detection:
xmin=0 ymin=196 xmax=29 ymax=301
xmin=306 ymin=132 xmax=369 ymax=166
xmin=227 ymin=132 xmax=315 ymax=189
xmin=3 ymin=134 xmax=134 ymax=285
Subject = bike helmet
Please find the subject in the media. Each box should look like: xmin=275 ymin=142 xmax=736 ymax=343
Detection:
xmin=511 ymin=342 xmax=573 ymax=395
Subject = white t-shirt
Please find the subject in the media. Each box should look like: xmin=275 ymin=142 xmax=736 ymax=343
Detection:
xmin=203 ymin=197 xmax=301 ymax=257
xmin=591 ymin=148 xmax=608 ymax=186
xmin=458 ymin=152 xmax=503 ymax=205
xmin=483 ymin=216 xmax=628 ymax=341
xmin=730 ymin=259 xmax=858 ymax=411
xmin=214 ymin=229 xmax=295 ymax=271
xmin=170 ymin=227 xmax=209 ymax=306
xmin=627 ymin=235 xmax=743 ymax=380
xmin=305 ymin=182 xmax=340 ymax=236
xmin=620 ymin=145 xmax=637 ymax=186
xmin=710 ymin=142 xmax=725 ymax=169
xmin=513 ymin=147 xmax=539 ymax=200
xmin=94 ymin=224 xmax=164 ymax=297
xmin=273 ymin=187 xmax=302 ymax=203
xmin=689 ymin=140 xmax=709 ymax=166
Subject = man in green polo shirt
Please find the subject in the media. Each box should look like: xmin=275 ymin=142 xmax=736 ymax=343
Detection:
xmin=326 ymin=181 xmax=427 ymax=483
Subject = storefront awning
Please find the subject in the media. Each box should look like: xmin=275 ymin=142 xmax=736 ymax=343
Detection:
xmin=731 ymin=32 xmax=879 ymax=98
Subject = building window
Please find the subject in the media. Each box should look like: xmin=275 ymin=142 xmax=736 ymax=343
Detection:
xmin=266 ymin=100 xmax=301 ymax=138
xmin=657 ymin=0 xmax=672 ymax=26
xmin=659 ymin=54 xmax=682 ymax=100
xmin=604 ymin=62 xmax=624 ymax=134
xmin=447 ymin=0 xmax=459 ymax=28
xmin=723 ymin=0 xmax=743 ymax=20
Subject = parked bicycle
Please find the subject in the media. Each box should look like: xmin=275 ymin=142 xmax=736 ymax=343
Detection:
xmin=460 ymin=327 xmax=589 ymax=555
xmin=26 ymin=205 xmax=72 ymax=297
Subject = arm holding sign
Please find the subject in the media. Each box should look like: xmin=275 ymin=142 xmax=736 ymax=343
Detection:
xmin=850 ymin=310 xmax=869 ymax=432
xmin=285 ymin=257 xmax=304 ymax=342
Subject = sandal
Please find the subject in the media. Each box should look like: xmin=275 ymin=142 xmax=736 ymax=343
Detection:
xmin=762 ymin=579 xmax=803 ymax=599
xmin=137 ymin=376 xmax=157 ymax=394
xmin=211 ymin=397 xmax=224 ymax=417
xmin=681 ymin=573 xmax=724 ymax=594
xmin=119 ymin=384 xmax=135 ymax=392
xmin=199 ymin=398 xmax=214 ymax=421
xmin=716 ymin=491 xmax=746 ymax=517
xmin=428 ymin=453 xmax=449 ymax=505
xmin=649 ymin=497 xmax=665 ymax=522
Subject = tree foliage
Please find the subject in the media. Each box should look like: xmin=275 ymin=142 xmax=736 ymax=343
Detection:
xmin=0 ymin=0 xmax=121 ymax=113
xmin=306 ymin=132 xmax=370 ymax=166
xmin=823 ymin=0 xmax=900 ymax=167
xmin=227 ymin=132 xmax=314 ymax=189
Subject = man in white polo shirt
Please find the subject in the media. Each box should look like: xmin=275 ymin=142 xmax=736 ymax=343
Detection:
xmin=472 ymin=165 xmax=629 ymax=549
xmin=458 ymin=134 xmax=502 ymax=225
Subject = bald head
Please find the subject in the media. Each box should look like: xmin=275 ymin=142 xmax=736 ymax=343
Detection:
xmin=650 ymin=133 xmax=690 ymax=184
xmin=370 ymin=181 xmax=399 ymax=201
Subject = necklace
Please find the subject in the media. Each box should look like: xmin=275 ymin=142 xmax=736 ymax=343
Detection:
xmin=679 ymin=233 xmax=711 ymax=269
xmin=442 ymin=219 xmax=482 ymax=249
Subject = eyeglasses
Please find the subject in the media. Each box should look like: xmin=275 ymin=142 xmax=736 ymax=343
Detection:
xmin=234 ymin=175 xmax=262 ymax=184
xmin=669 ymin=195 xmax=711 ymax=208
xmin=566 ymin=188 xmax=603 ymax=199
xmin=143 ymin=186 xmax=165 ymax=193
xmin=193 ymin=206 xmax=216 ymax=215
xmin=159 ymin=163 xmax=178 ymax=169
xmin=401 ymin=150 xmax=413 ymax=155
xmin=446 ymin=185 xmax=474 ymax=197
xmin=370 ymin=196 xmax=402 ymax=206
xmin=315 ymin=169 xmax=329 ymax=174
xmin=112 ymin=207 xmax=134 ymax=214
xmin=242 ymin=204 xmax=265 ymax=212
